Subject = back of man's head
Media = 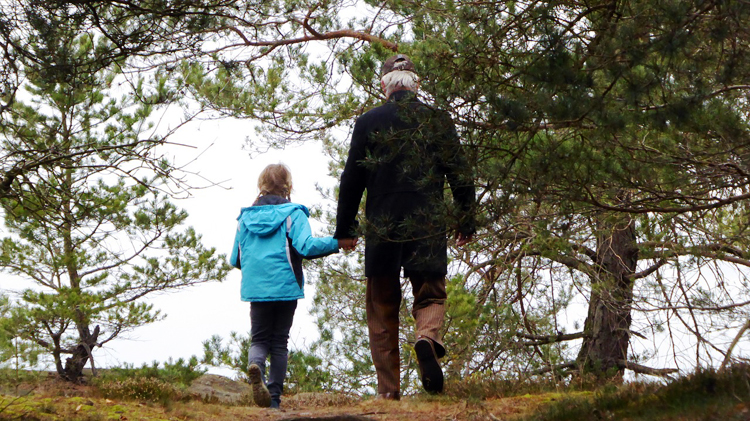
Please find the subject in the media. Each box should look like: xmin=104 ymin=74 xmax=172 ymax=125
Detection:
xmin=381 ymin=54 xmax=419 ymax=98
xmin=381 ymin=54 xmax=416 ymax=76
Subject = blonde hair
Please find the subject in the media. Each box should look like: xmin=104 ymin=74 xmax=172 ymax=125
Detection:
xmin=257 ymin=163 xmax=293 ymax=200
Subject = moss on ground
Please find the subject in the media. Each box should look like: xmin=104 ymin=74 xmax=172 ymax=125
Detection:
xmin=1 ymin=366 xmax=748 ymax=421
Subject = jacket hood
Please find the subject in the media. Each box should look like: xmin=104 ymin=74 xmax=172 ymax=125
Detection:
xmin=254 ymin=194 xmax=290 ymax=206
xmin=238 ymin=202 xmax=309 ymax=236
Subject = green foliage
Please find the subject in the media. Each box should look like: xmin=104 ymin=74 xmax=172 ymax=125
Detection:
xmin=0 ymin=13 xmax=230 ymax=381
xmin=201 ymin=333 xmax=335 ymax=393
xmin=285 ymin=349 xmax=335 ymax=394
xmin=528 ymin=364 xmax=750 ymax=421
xmin=94 ymin=376 xmax=187 ymax=404
xmin=0 ymin=295 xmax=43 ymax=382
xmin=445 ymin=372 xmax=572 ymax=401
xmin=201 ymin=333 xmax=250 ymax=379
xmin=170 ymin=0 xmax=750 ymax=384
xmin=442 ymin=272 xmax=557 ymax=381
xmin=370 ymin=0 xmax=750 ymax=381
xmin=2 ymin=0 xmax=750 ymax=390
xmin=92 ymin=358 xmax=204 ymax=404
xmin=98 ymin=357 xmax=206 ymax=389
xmin=307 ymin=254 xmax=379 ymax=394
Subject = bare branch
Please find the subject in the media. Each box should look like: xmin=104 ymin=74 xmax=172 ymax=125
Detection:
xmin=518 ymin=331 xmax=588 ymax=346
xmin=617 ymin=360 xmax=679 ymax=377
xmin=720 ymin=317 xmax=750 ymax=371
xmin=223 ymin=25 xmax=398 ymax=52
xmin=528 ymin=361 xmax=577 ymax=376
xmin=626 ymin=259 xmax=668 ymax=280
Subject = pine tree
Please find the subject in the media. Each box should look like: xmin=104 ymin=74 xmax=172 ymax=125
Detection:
xmin=0 ymin=27 xmax=230 ymax=382
xmin=77 ymin=0 xmax=750 ymax=383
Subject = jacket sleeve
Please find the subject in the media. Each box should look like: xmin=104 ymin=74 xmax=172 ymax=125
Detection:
xmin=229 ymin=220 xmax=242 ymax=269
xmin=334 ymin=116 xmax=368 ymax=239
xmin=439 ymin=112 xmax=477 ymax=236
xmin=288 ymin=210 xmax=339 ymax=259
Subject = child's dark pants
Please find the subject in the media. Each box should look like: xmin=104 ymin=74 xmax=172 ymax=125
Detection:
xmin=248 ymin=300 xmax=298 ymax=404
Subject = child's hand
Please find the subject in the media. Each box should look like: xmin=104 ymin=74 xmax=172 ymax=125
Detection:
xmin=338 ymin=238 xmax=358 ymax=251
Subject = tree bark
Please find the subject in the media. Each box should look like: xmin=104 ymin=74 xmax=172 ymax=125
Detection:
xmin=63 ymin=325 xmax=100 ymax=383
xmin=576 ymin=213 xmax=638 ymax=380
xmin=63 ymin=344 xmax=89 ymax=383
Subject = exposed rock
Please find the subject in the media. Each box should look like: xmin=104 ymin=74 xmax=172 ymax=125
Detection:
xmin=187 ymin=373 xmax=252 ymax=405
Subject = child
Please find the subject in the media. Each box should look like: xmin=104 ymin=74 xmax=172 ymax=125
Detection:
xmin=229 ymin=163 xmax=354 ymax=409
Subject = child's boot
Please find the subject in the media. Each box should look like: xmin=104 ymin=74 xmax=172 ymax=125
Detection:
xmin=248 ymin=364 xmax=272 ymax=407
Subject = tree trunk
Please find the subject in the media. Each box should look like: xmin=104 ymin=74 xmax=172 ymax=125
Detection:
xmin=62 ymin=324 xmax=99 ymax=383
xmin=63 ymin=345 xmax=89 ymax=383
xmin=576 ymin=214 xmax=638 ymax=380
xmin=63 ymin=326 xmax=99 ymax=383
xmin=52 ymin=349 xmax=64 ymax=377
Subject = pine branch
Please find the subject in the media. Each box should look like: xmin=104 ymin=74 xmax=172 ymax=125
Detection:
xmin=643 ymin=243 xmax=750 ymax=268
xmin=584 ymin=186 xmax=750 ymax=215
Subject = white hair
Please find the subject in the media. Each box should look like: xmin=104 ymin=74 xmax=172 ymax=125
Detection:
xmin=381 ymin=70 xmax=420 ymax=98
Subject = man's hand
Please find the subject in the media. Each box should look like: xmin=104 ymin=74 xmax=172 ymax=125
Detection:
xmin=338 ymin=237 xmax=358 ymax=251
xmin=455 ymin=232 xmax=473 ymax=247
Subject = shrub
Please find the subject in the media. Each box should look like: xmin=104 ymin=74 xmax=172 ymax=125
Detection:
xmin=527 ymin=363 xmax=750 ymax=421
xmin=93 ymin=357 xmax=205 ymax=404
xmin=99 ymin=357 xmax=205 ymax=388
xmin=95 ymin=376 xmax=186 ymax=403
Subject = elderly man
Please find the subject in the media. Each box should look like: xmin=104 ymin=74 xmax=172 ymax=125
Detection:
xmin=334 ymin=54 xmax=476 ymax=399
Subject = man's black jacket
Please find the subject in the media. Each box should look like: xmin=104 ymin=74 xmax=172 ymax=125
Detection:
xmin=334 ymin=90 xmax=476 ymax=277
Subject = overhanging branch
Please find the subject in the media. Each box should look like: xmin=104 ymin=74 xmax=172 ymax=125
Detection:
xmin=617 ymin=359 xmax=679 ymax=377
xmin=529 ymin=361 xmax=577 ymax=376
xmin=626 ymin=259 xmax=668 ymax=280
xmin=225 ymin=26 xmax=398 ymax=51
xmin=584 ymin=186 xmax=750 ymax=215
xmin=517 ymin=331 xmax=588 ymax=346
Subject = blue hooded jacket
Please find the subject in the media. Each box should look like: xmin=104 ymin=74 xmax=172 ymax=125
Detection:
xmin=230 ymin=196 xmax=339 ymax=302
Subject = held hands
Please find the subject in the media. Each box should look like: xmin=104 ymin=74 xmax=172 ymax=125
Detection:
xmin=338 ymin=237 xmax=358 ymax=251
